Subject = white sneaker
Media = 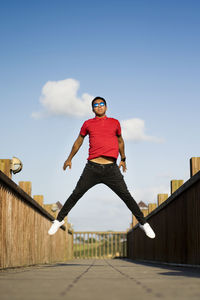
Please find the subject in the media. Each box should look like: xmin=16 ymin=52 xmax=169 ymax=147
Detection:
xmin=139 ymin=222 xmax=156 ymax=239
xmin=48 ymin=220 xmax=65 ymax=235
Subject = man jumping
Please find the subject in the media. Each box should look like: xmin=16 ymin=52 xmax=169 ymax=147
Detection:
xmin=48 ymin=97 xmax=155 ymax=239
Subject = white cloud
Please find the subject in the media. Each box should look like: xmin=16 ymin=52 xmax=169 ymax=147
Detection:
xmin=121 ymin=118 xmax=164 ymax=143
xmin=32 ymin=78 xmax=94 ymax=118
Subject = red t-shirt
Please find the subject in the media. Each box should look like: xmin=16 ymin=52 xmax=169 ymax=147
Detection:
xmin=80 ymin=115 xmax=121 ymax=160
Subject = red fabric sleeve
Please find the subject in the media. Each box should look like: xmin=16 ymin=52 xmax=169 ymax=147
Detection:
xmin=80 ymin=121 xmax=88 ymax=137
xmin=116 ymin=120 xmax=121 ymax=136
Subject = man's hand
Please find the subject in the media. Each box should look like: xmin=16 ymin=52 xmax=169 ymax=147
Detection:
xmin=62 ymin=134 xmax=84 ymax=171
xmin=119 ymin=161 xmax=127 ymax=172
xmin=63 ymin=159 xmax=72 ymax=170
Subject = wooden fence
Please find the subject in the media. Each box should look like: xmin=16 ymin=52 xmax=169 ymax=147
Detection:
xmin=0 ymin=170 xmax=73 ymax=269
xmin=127 ymin=157 xmax=200 ymax=266
xmin=73 ymin=231 xmax=127 ymax=259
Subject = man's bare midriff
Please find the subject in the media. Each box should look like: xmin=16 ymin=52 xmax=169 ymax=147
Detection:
xmin=89 ymin=156 xmax=116 ymax=164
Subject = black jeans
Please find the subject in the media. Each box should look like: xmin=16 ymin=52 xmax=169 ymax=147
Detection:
xmin=57 ymin=161 xmax=145 ymax=225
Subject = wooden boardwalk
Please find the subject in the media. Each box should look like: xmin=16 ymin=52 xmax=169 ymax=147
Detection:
xmin=1 ymin=258 xmax=200 ymax=300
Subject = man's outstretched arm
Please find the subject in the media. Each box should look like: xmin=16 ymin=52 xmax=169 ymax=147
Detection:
xmin=63 ymin=134 xmax=85 ymax=170
xmin=117 ymin=135 xmax=127 ymax=172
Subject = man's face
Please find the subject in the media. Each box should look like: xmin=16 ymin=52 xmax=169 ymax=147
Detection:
xmin=92 ymin=99 xmax=107 ymax=117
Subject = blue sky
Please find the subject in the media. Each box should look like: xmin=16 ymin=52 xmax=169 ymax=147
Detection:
xmin=1 ymin=0 xmax=200 ymax=231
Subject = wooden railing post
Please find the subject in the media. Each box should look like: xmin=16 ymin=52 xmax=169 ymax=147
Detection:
xmin=33 ymin=195 xmax=44 ymax=207
xmin=157 ymin=194 xmax=168 ymax=206
xmin=64 ymin=216 xmax=68 ymax=224
xmin=141 ymin=208 xmax=148 ymax=217
xmin=132 ymin=215 xmax=138 ymax=227
xmin=0 ymin=159 xmax=12 ymax=178
xmin=44 ymin=204 xmax=56 ymax=218
xmin=19 ymin=181 xmax=32 ymax=196
xmin=171 ymin=180 xmax=184 ymax=194
xmin=148 ymin=203 xmax=157 ymax=214
xmin=190 ymin=157 xmax=200 ymax=177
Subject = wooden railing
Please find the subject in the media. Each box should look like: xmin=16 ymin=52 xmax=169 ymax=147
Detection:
xmin=73 ymin=231 xmax=127 ymax=259
xmin=2 ymin=156 xmax=199 ymax=267
xmin=127 ymin=157 xmax=200 ymax=266
xmin=0 ymin=170 xmax=73 ymax=269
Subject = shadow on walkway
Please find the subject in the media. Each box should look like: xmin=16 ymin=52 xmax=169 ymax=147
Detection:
xmin=121 ymin=258 xmax=200 ymax=279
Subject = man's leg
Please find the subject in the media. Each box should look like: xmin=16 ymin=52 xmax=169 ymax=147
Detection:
xmin=102 ymin=164 xmax=146 ymax=225
xmin=102 ymin=164 xmax=155 ymax=238
xmin=57 ymin=162 xmax=101 ymax=221
xmin=48 ymin=162 xmax=101 ymax=235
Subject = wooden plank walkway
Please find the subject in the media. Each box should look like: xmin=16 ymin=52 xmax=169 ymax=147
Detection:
xmin=1 ymin=258 xmax=200 ymax=300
